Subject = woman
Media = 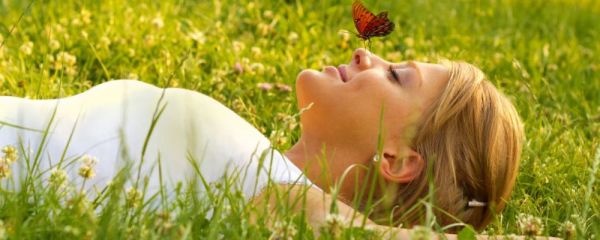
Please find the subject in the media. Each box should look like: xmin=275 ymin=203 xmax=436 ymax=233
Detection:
xmin=0 ymin=48 xmax=523 ymax=238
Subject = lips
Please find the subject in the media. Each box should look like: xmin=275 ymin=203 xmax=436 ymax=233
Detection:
xmin=337 ymin=65 xmax=348 ymax=82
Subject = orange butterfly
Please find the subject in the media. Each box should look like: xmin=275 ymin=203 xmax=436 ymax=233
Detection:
xmin=352 ymin=1 xmax=395 ymax=41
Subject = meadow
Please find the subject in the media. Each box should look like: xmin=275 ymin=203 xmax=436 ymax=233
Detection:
xmin=0 ymin=0 xmax=599 ymax=239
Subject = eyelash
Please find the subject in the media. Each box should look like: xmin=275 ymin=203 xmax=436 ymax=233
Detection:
xmin=388 ymin=65 xmax=400 ymax=84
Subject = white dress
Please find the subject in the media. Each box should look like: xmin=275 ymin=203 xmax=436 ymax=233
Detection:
xmin=0 ymin=80 xmax=312 ymax=199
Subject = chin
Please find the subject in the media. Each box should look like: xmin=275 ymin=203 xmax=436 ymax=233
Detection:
xmin=295 ymin=69 xmax=321 ymax=108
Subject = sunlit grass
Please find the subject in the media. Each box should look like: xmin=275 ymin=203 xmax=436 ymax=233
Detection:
xmin=0 ymin=0 xmax=599 ymax=239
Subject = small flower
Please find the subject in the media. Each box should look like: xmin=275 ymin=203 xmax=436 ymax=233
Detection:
xmin=152 ymin=15 xmax=164 ymax=29
xmin=516 ymin=213 xmax=544 ymax=236
xmin=78 ymin=165 xmax=95 ymax=179
xmin=339 ymin=31 xmax=351 ymax=42
xmin=81 ymin=155 xmax=98 ymax=167
xmin=287 ymin=32 xmax=299 ymax=43
xmin=251 ymin=46 xmax=262 ymax=56
xmin=71 ymin=18 xmax=82 ymax=26
xmin=99 ymin=36 xmax=111 ymax=49
xmin=144 ymin=35 xmax=156 ymax=47
xmin=250 ymin=62 xmax=265 ymax=75
xmin=233 ymin=62 xmax=244 ymax=74
xmin=19 ymin=41 xmax=33 ymax=55
xmin=257 ymin=23 xmax=272 ymax=36
xmin=269 ymin=221 xmax=297 ymax=240
xmin=65 ymin=66 xmax=78 ymax=76
xmin=188 ymin=31 xmax=206 ymax=44
xmin=275 ymin=83 xmax=292 ymax=92
xmin=2 ymin=145 xmax=18 ymax=163
xmin=49 ymin=168 xmax=68 ymax=188
xmin=322 ymin=213 xmax=346 ymax=238
xmin=126 ymin=73 xmax=139 ymax=80
xmin=0 ymin=163 xmax=11 ymax=179
xmin=78 ymin=155 xmax=97 ymax=179
xmin=232 ymin=41 xmax=245 ymax=52
xmin=560 ymin=221 xmax=576 ymax=240
xmin=49 ymin=39 xmax=61 ymax=51
xmin=263 ymin=10 xmax=274 ymax=19
xmin=55 ymin=51 xmax=77 ymax=70
xmin=409 ymin=226 xmax=435 ymax=240
xmin=80 ymin=9 xmax=92 ymax=24
xmin=126 ymin=187 xmax=142 ymax=208
xmin=257 ymin=82 xmax=273 ymax=91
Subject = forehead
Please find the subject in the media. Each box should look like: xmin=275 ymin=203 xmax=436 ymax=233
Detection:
xmin=415 ymin=62 xmax=450 ymax=85
xmin=413 ymin=61 xmax=450 ymax=106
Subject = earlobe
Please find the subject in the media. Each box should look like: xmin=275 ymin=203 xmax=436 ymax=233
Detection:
xmin=378 ymin=149 xmax=424 ymax=183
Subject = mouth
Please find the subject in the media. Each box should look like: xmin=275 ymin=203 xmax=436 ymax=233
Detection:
xmin=337 ymin=65 xmax=348 ymax=82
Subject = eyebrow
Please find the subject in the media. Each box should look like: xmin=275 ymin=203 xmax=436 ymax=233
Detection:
xmin=406 ymin=61 xmax=424 ymax=87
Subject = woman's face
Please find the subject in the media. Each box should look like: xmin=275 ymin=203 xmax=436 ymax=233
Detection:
xmin=295 ymin=48 xmax=450 ymax=161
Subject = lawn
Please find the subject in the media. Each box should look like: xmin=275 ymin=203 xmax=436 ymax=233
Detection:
xmin=0 ymin=0 xmax=598 ymax=239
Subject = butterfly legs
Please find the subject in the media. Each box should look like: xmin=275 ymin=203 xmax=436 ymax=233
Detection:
xmin=361 ymin=39 xmax=372 ymax=51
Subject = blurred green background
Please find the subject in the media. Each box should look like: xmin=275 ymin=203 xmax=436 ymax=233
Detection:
xmin=0 ymin=0 xmax=598 ymax=238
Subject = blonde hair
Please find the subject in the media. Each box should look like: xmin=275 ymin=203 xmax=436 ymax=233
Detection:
xmin=368 ymin=61 xmax=524 ymax=231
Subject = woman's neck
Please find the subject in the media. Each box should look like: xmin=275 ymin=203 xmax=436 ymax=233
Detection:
xmin=284 ymin=134 xmax=364 ymax=201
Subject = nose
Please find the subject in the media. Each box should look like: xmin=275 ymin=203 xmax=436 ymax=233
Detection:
xmin=352 ymin=48 xmax=372 ymax=70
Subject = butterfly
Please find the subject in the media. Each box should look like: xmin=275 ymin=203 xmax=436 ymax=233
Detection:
xmin=352 ymin=1 xmax=395 ymax=42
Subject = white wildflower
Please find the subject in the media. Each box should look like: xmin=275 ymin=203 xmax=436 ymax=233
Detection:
xmin=80 ymin=9 xmax=92 ymax=24
xmin=516 ymin=213 xmax=544 ymax=236
xmin=152 ymin=15 xmax=164 ymax=29
xmin=144 ymin=35 xmax=156 ymax=47
xmin=338 ymin=31 xmax=351 ymax=42
xmin=269 ymin=221 xmax=297 ymax=240
xmin=81 ymin=155 xmax=97 ymax=167
xmin=232 ymin=41 xmax=245 ymax=52
xmin=250 ymin=62 xmax=265 ymax=74
xmin=49 ymin=39 xmax=60 ymax=51
xmin=251 ymin=46 xmax=262 ymax=56
xmin=188 ymin=31 xmax=206 ymax=44
xmin=19 ymin=41 xmax=33 ymax=55
xmin=1 ymin=145 xmax=17 ymax=164
xmin=56 ymin=51 xmax=76 ymax=66
xmin=126 ymin=73 xmax=139 ymax=80
xmin=71 ymin=18 xmax=82 ymax=26
xmin=99 ymin=36 xmax=111 ymax=49
xmin=78 ymin=155 xmax=98 ymax=179
xmin=287 ymin=32 xmax=299 ymax=43
xmin=263 ymin=10 xmax=273 ymax=19
xmin=126 ymin=187 xmax=142 ymax=208
xmin=560 ymin=221 xmax=576 ymax=239
xmin=0 ymin=163 xmax=10 ymax=179
xmin=49 ymin=168 xmax=68 ymax=188
xmin=323 ymin=213 xmax=346 ymax=237
xmin=409 ymin=226 xmax=435 ymax=240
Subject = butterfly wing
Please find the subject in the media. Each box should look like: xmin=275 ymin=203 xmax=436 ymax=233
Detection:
xmin=352 ymin=1 xmax=377 ymax=39
xmin=362 ymin=12 xmax=395 ymax=39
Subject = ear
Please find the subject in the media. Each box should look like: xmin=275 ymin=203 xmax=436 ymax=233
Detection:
xmin=378 ymin=148 xmax=424 ymax=183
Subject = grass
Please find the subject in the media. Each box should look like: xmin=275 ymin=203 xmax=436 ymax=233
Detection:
xmin=0 ymin=0 xmax=599 ymax=239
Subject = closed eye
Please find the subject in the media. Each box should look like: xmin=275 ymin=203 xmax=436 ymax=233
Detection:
xmin=388 ymin=65 xmax=401 ymax=84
